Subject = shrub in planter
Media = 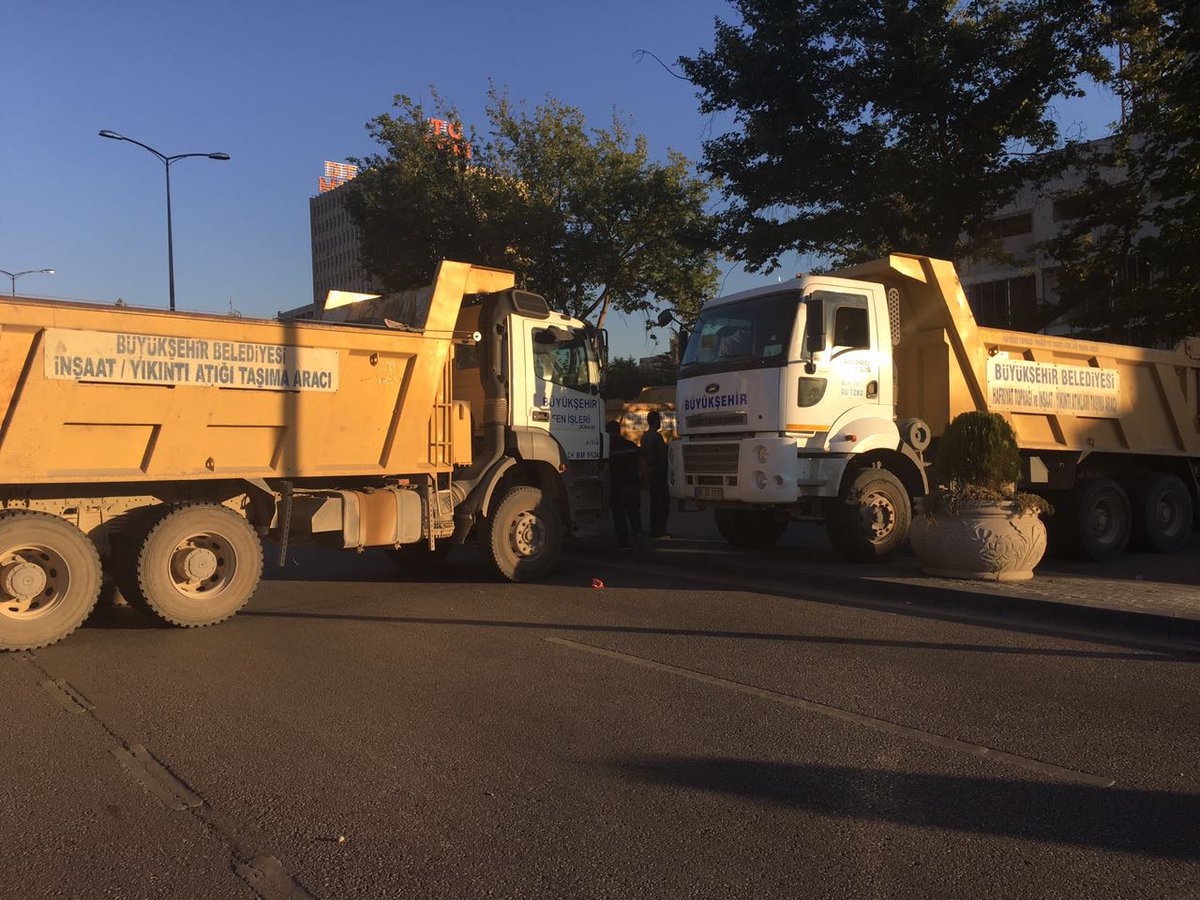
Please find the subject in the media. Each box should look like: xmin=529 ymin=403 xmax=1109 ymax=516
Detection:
xmin=910 ymin=411 xmax=1051 ymax=581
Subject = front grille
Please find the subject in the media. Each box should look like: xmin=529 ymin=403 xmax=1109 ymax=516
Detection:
xmin=682 ymin=442 xmax=739 ymax=474
xmin=686 ymin=411 xmax=748 ymax=428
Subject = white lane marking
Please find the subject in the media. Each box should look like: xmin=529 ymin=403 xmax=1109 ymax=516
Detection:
xmin=546 ymin=636 xmax=1117 ymax=788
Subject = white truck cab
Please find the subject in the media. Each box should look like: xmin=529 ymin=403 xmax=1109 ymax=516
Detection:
xmin=672 ymin=252 xmax=1200 ymax=564
xmin=670 ymin=273 xmax=928 ymax=561
xmin=451 ymin=298 xmax=607 ymax=543
xmin=511 ymin=312 xmax=605 ymax=463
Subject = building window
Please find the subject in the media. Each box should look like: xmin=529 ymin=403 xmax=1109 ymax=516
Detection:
xmin=977 ymin=212 xmax=1034 ymax=240
xmin=1052 ymin=193 xmax=1091 ymax=222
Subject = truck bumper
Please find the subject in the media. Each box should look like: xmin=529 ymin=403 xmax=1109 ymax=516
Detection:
xmin=669 ymin=438 xmax=848 ymax=505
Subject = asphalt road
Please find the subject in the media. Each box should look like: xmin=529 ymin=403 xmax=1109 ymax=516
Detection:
xmin=2 ymin=536 xmax=1198 ymax=899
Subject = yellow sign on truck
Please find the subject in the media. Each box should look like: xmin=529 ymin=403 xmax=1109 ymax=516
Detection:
xmin=670 ymin=253 xmax=1199 ymax=562
xmin=0 ymin=261 xmax=605 ymax=650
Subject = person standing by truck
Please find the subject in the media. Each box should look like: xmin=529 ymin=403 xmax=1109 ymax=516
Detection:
xmin=606 ymin=419 xmax=645 ymax=548
xmin=641 ymin=410 xmax=670 ymax=538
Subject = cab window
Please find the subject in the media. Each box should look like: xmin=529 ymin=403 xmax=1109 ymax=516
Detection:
xmin=533 ymin=328 xmax=588 ymax=391
xmin=832 ymin=306 xmax=870 ymax=349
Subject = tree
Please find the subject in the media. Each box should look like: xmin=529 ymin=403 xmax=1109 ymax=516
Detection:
xmin=639 ymin=351 xmax=678 ymax=387
xmin=678 ymin=0 xmax=1109 ymax=271
xmin=601 ymin=355 xmax=646 ymax=401
xmin=1042 ymin=1 xmax=1200 ymax=344
xmin=346 ymin=90 xmax=719 ymax=326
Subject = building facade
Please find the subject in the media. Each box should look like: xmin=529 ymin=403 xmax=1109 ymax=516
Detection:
xmin=309 ymin=166 xmax=381 ymax=309
xmin=956 ymin=137 xmax=1127 ymax=336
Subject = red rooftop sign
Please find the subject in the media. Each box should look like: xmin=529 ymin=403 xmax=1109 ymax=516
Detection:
xmin=428 ymin=118 xmax=472 ymax=159
xmin=318 ymin=160 xmax=358 ymax=193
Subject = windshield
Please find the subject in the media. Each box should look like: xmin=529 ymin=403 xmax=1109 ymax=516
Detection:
xmin=679 ymin=292 xmax=798 ymax=378
xmin=532 ymin=328 xmax=599 ymax=392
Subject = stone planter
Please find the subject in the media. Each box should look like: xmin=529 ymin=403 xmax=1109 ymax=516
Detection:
xmin=910 ymin=499 xmax=1047 ymax=582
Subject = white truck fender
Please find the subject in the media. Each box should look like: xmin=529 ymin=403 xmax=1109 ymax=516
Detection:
xmin=824 ymin=413 xmax=929 ymax=494
xmin=823 ymin=414 xmax=902 ymax=455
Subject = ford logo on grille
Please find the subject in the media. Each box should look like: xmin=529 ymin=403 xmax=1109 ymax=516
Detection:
xmin=705 ymin=383 xmax=720 ymax=394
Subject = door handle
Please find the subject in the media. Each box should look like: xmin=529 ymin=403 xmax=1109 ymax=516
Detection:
xmin=866 ymin=380 xmax=878 ymax=399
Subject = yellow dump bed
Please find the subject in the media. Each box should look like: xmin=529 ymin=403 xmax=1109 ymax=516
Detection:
xmin=0 ymin=261 xmax=511 ymax=485
xmin=834 ymin=254 xmax=1200 ymax=457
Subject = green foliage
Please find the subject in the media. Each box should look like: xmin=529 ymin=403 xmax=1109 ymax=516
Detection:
xmin=938 ymin=411 xmax=1021 ymax=490
xmin=1039 ymin=1 xmax=1200 ymax=345
xmin=601 ymin=356 xmax=645 ymax=401
xmin=639 ymin=351 xmax=677 ymax=387
xmin=342 ymin=90 xmax=498 ymax=293
xmin=346 ymin=88 xmax=719 ymax=325
xmin=930 ymin=411 xmax=1050 ymax=517
xmin=678 ymin=0 xmax=1109 ymax=270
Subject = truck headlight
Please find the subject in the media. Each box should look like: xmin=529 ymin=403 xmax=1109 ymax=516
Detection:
xmin=754 ymin=470 xmax=768 ymax=490
xmin=755 ymin=444 xmax=769 ymax=464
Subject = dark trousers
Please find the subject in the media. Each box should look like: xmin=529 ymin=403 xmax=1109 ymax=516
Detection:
xmin=611 ymin=486 xmax=643 ymax=547
xmin=648 ymin=478 xmax=670 ymax=537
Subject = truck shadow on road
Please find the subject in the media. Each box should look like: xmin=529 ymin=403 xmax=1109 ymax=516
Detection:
xmin=565 ymin=542 xmax=1200 ymax=653
xmin=80 ymin=539 xmax=1185 ymax=657
xmin=683 ymin=534 xmax=1200 ymax=589
xmin=236 ymin=609 xmax=1193 ymax=663
xmin=612 ymin=756 xmax=1200 ymax=860
xmin=263 ymin=544 xmax=475 ymax=584
xmin=245 ymin=541 xmax=1200 ymax=659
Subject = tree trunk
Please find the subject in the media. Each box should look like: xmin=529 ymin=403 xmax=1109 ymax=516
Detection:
xmin=594 ymin=292 xmax=613 ymax=329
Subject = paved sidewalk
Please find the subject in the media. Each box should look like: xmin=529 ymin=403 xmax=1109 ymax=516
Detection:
xmin=587 ymin=501 xmax=1200 ymax=625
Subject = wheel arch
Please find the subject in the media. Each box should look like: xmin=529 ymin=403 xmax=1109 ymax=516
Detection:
xmin=846 ymin=448 xmax=927 ymax=499
xmin=487 ymin=459 xmax=570 ymax=524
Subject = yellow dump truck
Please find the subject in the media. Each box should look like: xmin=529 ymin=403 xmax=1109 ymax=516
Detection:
xmin=0 ymin=261 xmax=605 ymax=650
xmin=670 ymin=253 xmax=1200 ymax=562
xmin=605 ymin=386 xmax=678 ymax=445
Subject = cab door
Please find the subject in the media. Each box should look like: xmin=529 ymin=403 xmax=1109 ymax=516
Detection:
xmin=786 ymin=288 xmax=882 ymax=438
xmin=511 ymin=318 xmax=602 ymax=461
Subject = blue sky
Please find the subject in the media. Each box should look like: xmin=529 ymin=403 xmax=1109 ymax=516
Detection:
xmin=2 ymin=0 xmax=1119 ymax=359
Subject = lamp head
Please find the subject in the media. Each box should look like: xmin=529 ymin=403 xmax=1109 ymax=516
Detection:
xmin=208 ymin=153 xmax=231 ymax=161
xmin=98 ymin=130 xmax=124 ymax=140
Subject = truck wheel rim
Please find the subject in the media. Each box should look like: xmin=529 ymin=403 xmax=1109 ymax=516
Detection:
xmin=169 ymin=533 xmax=235 ymax=598
xmin=0 ymin=545 xmax=69 ymax=620
xmin=1154 ymin=492 xmax=1185 ymax=536
xmin=859 ymin=490 xmax=897 ymax=543
xmin=507 ymin=510 xmax=545 ymax=559
xmin=1089 ymin=499 xmax=1119 ymax=543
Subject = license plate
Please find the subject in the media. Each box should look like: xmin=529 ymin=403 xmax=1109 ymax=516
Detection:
xmin=695 ymin=486 xmax=724 ymax=500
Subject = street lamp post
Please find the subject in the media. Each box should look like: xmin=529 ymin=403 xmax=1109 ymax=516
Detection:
xmin=0 ymin=268 xmax=55 ymax=297
xmin=99 ymin=130 xmax=230 ymax=312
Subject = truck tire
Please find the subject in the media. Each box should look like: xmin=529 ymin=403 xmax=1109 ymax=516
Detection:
xmin=387 ymin=540 xmax=454 ymax=568
xmin=713 ymin=509 xmax=790 ymax=549
xmin=120 ymin=504 xmax=263 ymax=627
xmin=481 ymin=486 xmax=562 ymax=582
xmin=1065 ymin=478 xmax=1131 ymax=561
xmin=713 ymin=509 xmax=746 ymax=547
xmin=0 ymin=511 xmax=102 ymax=651
xmin=826 ymin=467 xmax=911 ymax=563
xmin=1128 ymin=473 xmax=1193 ymax=553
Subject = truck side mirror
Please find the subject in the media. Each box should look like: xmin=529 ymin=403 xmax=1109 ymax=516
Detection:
xmin=803 ymin=297 xmax=825 ymax=374
xmin=657 ymin=309 xmax=675 ymax=327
